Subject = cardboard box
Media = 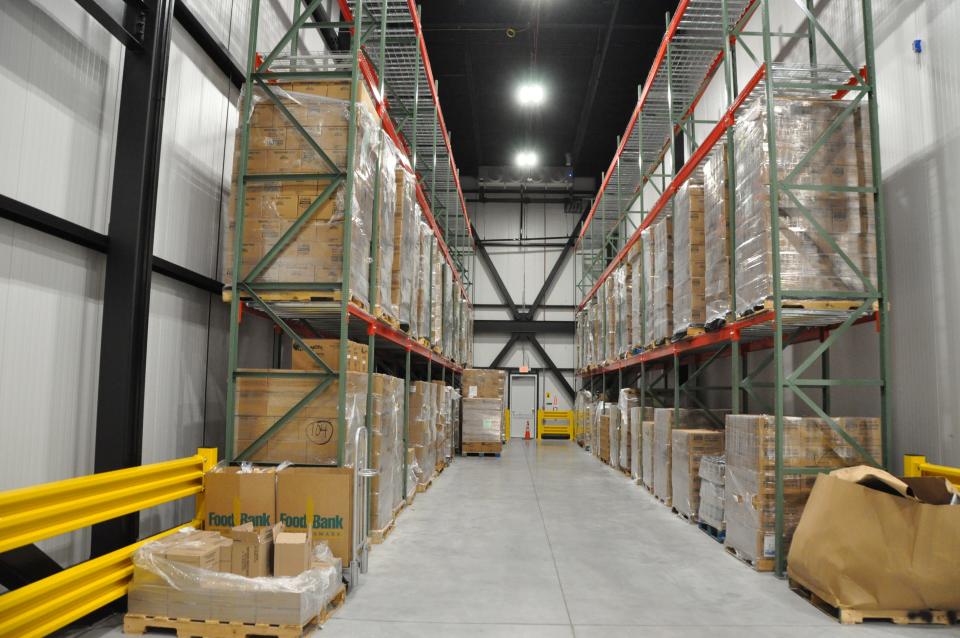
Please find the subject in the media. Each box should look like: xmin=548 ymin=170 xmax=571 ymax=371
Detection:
xmin=461 ymin=369 xmax=506 ymax=400
xmin=641 ymin=421 xmax=655 ymax=489
xmin=274 ymin=532 xmax=312 ymax=577
xmin=277 ymin=467 xmax=354 ymax=565
xmin=290 ymin=338 xmax=368 ymax=372
xmin=671 ymin=429 xmax=724 ymax=519
xmin=461 ymin=397 xmax=502 ymax=445
xmin=788 ymin=468 xmax=960 ymax=614
xmin=228 ymin=522 xmax=278 ymax=577
xmin=164 ymin=543 xmax=219 ymax=571
xmin=203 ymin=466 xmax=277 ymax=533
xmin=652 ymin=409 xmax=721 ymax=505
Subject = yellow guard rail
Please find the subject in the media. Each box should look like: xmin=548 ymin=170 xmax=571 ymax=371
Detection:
xmin=537 ymin=410 xmax=573 ymax=440
xmin=0 ymin=448 xmax=217 ymax=638
xmin=903 ymin=454 xmax=960 ymax=487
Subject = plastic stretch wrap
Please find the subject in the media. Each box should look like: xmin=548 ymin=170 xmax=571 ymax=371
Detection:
xmin=641 ymin=421 xmax=654 ymax=489
xmin=629 ymin=408 xmax=642 ymax=480
xmin=724 ymin=414 xmax=882 ymax=562
xmin=733 ymin=92 xmax=876 ymax=315
xmin=462 ymin=397 xmax=503 ymax=444
xmin=370 ymin=374 xmax=404 ymax=532
xmin=234 ymin=371 xmax=366 ymax=465
xmin=586 ymin=301 xmax=598 ymax=366
xmin=671 ymin=429 xmax=724 ymax=519
xmin=408 ymin=381 xmax=437 ymax=484
xmin=614 ymin=265 xmax=631 ymax=356
xmin=595 ymin=402 xmax=613 ymax=463
xmin=609 ymin=407 xmax=621 ymax=470
xmin=442 ymin=262 xmax=454 ymax=355
xmin=617 ymin=389 xmax=639 ymax=469
xmin=698 ymin=455 xmax=726 ymax=530
xmin=627 ymin=243 xmax=643 ymax=349
xmin=129 ymin=529 xmax=340 ymax=626
xmin=704 ymin=144 xmax=731 ymax=326
xmin=672 ymin=177 xmax=706 ymax=336
xmin=415 ymin=221 xmax=433 ymax=340
xmin=604 ymin=279 xmax=617 ymax=359
xmin=224 ymin=84 xmax=380 ymax=308
xmin=652 ymin=408 xmax=722 ymax=505
xmin=432 ymin=382 xmax=453 ymax=462
xmin=392 ymin=169 xmax=419 ymax=331
xmin=654 ymin=218 xmax=676 ymax=343
xmin=575 ymin=390 xmax=593 ymax=446
xmin=405 ymin=450 xmax=419 ymax=501
xmin=430 ymin=237 xmax=443 ymax=347
xmin=375 ymin=136 xmax=399 ymax=320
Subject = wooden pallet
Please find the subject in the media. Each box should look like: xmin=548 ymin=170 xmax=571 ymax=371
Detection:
xmin=741 ymin=298 xmax=874 ymax=318
xmin=698 ymin=521 xmax=726 ymax=543
xmin=788 ymin=577 xmax=957 ymax=625
xmin=222 ymin=287 xmax=368 ymax=310
xmin=417 ymin=337 xmax=430 ymax=348
xmin=671 ymin=325 xmax=706 ymax=341
xmin=370 ymin=518 xmax=396 ymax=544
xmin=416 ymin=473 xmax=436 ymax=493
xmin=724 ymin=546 xmax=774 ymax=572
xmin=462 ymin=442 xmax=502 ymax=456
xmin=374 ymin=306 xmax=401 ymax=329
xmin=123 ymin=586 xmax=346 ymax=638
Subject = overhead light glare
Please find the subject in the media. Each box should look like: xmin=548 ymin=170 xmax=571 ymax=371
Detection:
xmin=515 ymin=150 xmax=539 ymax=168
xmin=516 ymin=82 xmax=545 ymax=106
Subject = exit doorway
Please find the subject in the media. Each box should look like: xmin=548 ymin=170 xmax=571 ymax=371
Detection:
xmin=509 ymin=374 xmax=538 ymax=438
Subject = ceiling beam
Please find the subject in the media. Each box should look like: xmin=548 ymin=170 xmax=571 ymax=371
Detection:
xmin=571 ymin=0 xmax=620 ymax=165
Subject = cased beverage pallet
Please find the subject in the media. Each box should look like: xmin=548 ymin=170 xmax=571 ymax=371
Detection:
xmin=724 ymin=546 xmax=774 ymax=572
xmin=462 ymin=441 xmax=502 ymax=457
xmin=123 ymin=586 xmax=346 ymax=638
xmin=788 ymin=577 xmax=957 ymax=625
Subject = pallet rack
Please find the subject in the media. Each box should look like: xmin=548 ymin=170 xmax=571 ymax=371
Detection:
xmin=574 ymin=0 xmax=888 ymax=575
xmin=224 ymin=0 xmax=474 ymax=578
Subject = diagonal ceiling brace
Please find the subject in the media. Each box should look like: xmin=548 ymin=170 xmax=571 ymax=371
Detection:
xmin=525 ymin=335 xmax=575 ymax=402
xmin=527 ymin=200 xmax=593 ymax=317
xmin=471 ymin=226 xmax=521 ymax=320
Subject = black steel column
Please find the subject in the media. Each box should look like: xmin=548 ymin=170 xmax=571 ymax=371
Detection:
xmin=91 ymin=0 xmax=174 ymax=557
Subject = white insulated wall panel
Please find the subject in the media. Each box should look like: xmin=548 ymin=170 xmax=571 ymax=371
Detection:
xmin=0 ymin=219 xmax=104 ymax=566
xmin=154 ymin=23 xmax=233 ymax=279
xmin=0 ymin=0 xmax=122 ymax=233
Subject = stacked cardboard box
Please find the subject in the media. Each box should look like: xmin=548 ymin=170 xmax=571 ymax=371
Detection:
xmin=703 ymin=143 xmax=731 ymax=327
xmin=462 ymin=368 xmax=506 ymax=402
xmin=290 ymin=338 xmax=367 ymax=372
xmin=392 ymin=168 xmax=419 ymax=332
xmin=614 ymin=264 xmax=631 ymax=356
xmin=233 ymin=371 xmax=366 ymax=465
xmin=617 ymin=389 xmax=639 ymax=470
xmin=733 ymin=94 xmax=876 ymax=315
xmin=442 ymin=263 xmax=454 ymax=355
xmin=652 ymin=217 xmax=673 ymax=344
xmin=626 ymin=406 xmax=655 ymax=482
xmin=652 ymin=408 xmax=721 ymax=505
xmin=409 ymin=381 xmax=438 ymax=484
xmin=641 ymin=420 xmax=655 ymax=489
xmin=671 ymin=429 xmax=725 ymax=519
xmin=604 ymin=278 xmax=617 ymax=360
xmin=627 ymin=243 xmax=643 ymax=349
xmin=370 ymin=374 xmax=404 ymax=533
xmin=432 ymin=381 xmax=456 ymax=465
xmin=461 ymin=397 xmax=503 ymax=445
xmin=697 ymin=455 xmax=726 ymax=530
xmin=608 ymin=406 xmax=621 ymax=470
xmin=223 ymin=82 xmax=381 ymax=309
xmin=724 ymin=414 xmax=882 ymax=566
xmin=598 ymin=408 xmax=611 ymax=464
xmin=373 ymin=136 xmax=399 ymax=321
xmin=672 ymin=177 xmax=706 ymax=338
xmin=414 ymin=221 xmax=432 ymax=342
xmin=429 ymin=235 xmax=443 ymax=347
xmin=204 ymin=466 xmax=278 ymax=533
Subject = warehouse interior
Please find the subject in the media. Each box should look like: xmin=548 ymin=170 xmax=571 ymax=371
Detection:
xmin=0 ymin=0 xmax=958 ymax=637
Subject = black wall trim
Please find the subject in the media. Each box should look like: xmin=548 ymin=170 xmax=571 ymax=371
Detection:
xmin=474 ymin=320 xmax=575 ymax=335
xmin=173 ymin=1 xmax=245 ymax=88
xmin=153 ymin=257 xmax=223 ymax=293
xmin=0 ymin=194 xmax=109 ymax=253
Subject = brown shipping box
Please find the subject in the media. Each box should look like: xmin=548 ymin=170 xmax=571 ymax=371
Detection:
xmin=228 ymin=522 xmax=277 ymax=577
xmin=671 ymin=429 xmax=724 ymax=519
xmin=277 ymin=466 xmax=354 ymax=565
xmin=652 ymin=408 xmax=721 ymax=505
xmin=234 ymin=371 xmax=366 ymax=465
xmin=274 ymin=532 xmax=312 ymax=577
xmin=462 ymin=368 xmax=506 ymax=400
xmin=203 ymin=466 xmax=277 ymax=533
xmin=641 ymin=421 xmax=655 ymax=489
xmin=291 ymin=338 xmax=368 ymax=372
xmin=788 ymin=468 xmax=960 ymax=614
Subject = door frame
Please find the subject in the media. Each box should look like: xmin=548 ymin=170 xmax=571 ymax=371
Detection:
xmin=508 ymin=373 xmax=539 ymax=438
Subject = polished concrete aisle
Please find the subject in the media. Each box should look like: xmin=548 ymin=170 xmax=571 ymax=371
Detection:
xmin=324 ymin=441 xmax=943 ymax=637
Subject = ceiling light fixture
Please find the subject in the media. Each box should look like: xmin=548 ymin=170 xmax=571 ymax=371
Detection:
xmin=515 ymin=150 xmax=539 ymax=168
xmin=516 ymin=82 xmax=545 ymax=107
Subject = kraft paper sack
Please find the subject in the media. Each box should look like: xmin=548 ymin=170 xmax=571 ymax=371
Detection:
xmin=787 ymin=467 xmax=960 ymax=613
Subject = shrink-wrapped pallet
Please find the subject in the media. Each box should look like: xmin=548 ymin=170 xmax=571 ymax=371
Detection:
xmin=392 ymin=168 xmax=420 ymax=332
xmin=641 ymin=420 xmax=655 ymax=489
xmin=724 ymin=414 xmax=882 ymax=567
xmin=652 ymin=408 xmax=722 ymax=505
xmin=671 ymin=429 xmax=725 ymax=519
xmin=414 ymin=221 xmax=433 ymax=340
xmin=733 ymin=92 xmax=876 ymax=316
xmin=704 ymin=144 xmax=731 ymax=328
xmin=442 ymin=262 xmax=454 ymax=356
xmin=652 ymin=217 xmax=673 ymax=344
xmin=604 ymin=279 xmax=617 ymax=360
xmin=430 ymin=236 xmax=443 ymax=347
xmin=614 ymin=264 xmax=631 ymax=356
xmin=627 ymin=242 xmax=643 ymax=349
xmin=224 ymin=83 xmax=380 ymax=309
xmin=617 ymin=389 xmax=639 ymax=469
xmin=462 ymin=397 xmax=503 ymax=444
xmin=373 ymin=135 xmax=399 ymax=321
xmin=370 ymin=374 xmax=404 ymax=533
xmin=672 ymin=177 xmax=706 ymax=338
xmin=408 ymin=381 xmax=437 ymax=486
xmin=698 ymin=455 xmax=726 ymax=530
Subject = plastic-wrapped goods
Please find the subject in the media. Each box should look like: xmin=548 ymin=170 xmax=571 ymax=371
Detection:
xmin=415 ymin=221 xmax=433 ymax=340
xmin=442 ymin=262 xmax=454 ymax=355
xmin=672 ymin=177 xmax=706 ymax=338
xmin=392 ymin=169 xmax=419 ymax=332
xmin=641 ymin=420 xmax=655 ymax=489
xmin=234 ymin=371 xmax=366 ymax=465
xmin=430 ymin=237 xmax=443 ymax=347
xmin=652 ymin=408 xmax=722 ymax=505
xmin=698 ymin=455 xmax=726 ymax=530
xmin=374 ymin=135 xmax=399 ymax=321
xmin=609 ymin=407 xmax=621 ymax=469
xmin=370 ymin=374 xmax=404 ymax=533
xmin=629 ymin=410 xmax=641 ymax=480
xmin=671 ymin=429 xmax=724 ymax=520
xmin=617 ymin=389 xmax=639 ymax=471
xmin=724 ymin=414 xmax=882 ymax=566
xmin=733 ymin=93 xmax=876 ymax=316
xmin=129 ymin=529 xmax=341 ymax=626
xmin=627 ymin=243 xmax=643 ymax=350
xmin=597 ymin=404 xmax=611 ymax=463
xmin=462 ymin=368 xmax=506 ymax=402
xmin=408 ymin=381 xmax=437 ymax=486
xmin=652 ymin=215 xmax=674 ymax=344
xmin=462 ymin=397 xmax=503 ymax=444
xmin=614 ymin=264 xmax=631 ymax=357
xmin=224 ymin=83 xmax=380 ymax=309
xmin=641 ymin=231 xmax=656 ymax=347
xmin=703 ymin=144 xmax=731 ymax=328
xmin=575 ymin=390 xmax=593 ymax=446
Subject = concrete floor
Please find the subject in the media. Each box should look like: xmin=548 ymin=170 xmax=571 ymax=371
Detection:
xmin=76 ymin=441 xmax=956 ymax=637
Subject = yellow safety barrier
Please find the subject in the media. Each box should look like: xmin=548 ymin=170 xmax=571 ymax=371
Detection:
xmin=903 ymin=454 xmax=960 ymax=486
xmin=0 ymin=448 xmax=217 ymax=638
xmin=537 ymin=410 xmax=573 ymax=440
xmin=504 ymin=409 xmax=511 ymax=440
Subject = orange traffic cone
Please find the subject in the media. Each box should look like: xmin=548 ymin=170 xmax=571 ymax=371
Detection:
xmin=524 ymin=421 xmax=532 ymax=440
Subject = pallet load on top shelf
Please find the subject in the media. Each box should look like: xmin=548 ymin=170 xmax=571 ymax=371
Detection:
xmin=223 ymin=82 xmax=379 ymax=309
xmin=672 ymin=429 xmax=725 ymax=521
xmin=652 ymin=216 xmax=674 ymax=345
xmin=414 ymin=221 xmax=432 ymax=343
xmin=442 ymin=264 xmax=454 ymax=356
xmin=430 ymin=237 xmax=443 ymax=349
xmin=672 ymin=176 xmax=706 ymax=340
xmin=373 ymin=136 xmax=399 ymax=324
xmin=724 ymin=414 xmax=882 ymax=571
xmin=703 ymin=143 xmax=731 ymax=330
xmin=734 ymin=91 xmax=876 ymax=316
xmin=652 ymin=408 xmax=722 ymax=506
xmin=698 ymin=455 xmax=726 ymax=533
xmin=627 ymin=242 xmax=643 ymax=352
xmin=614 ymin=264 xmax=631 ymax=357
xmin=392 ymin=166 xmax=419 ymax=333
